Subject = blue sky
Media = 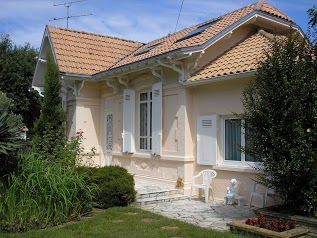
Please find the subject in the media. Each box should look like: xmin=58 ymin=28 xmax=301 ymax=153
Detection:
xmin=0 ymin=0 xmax=315 ymax=49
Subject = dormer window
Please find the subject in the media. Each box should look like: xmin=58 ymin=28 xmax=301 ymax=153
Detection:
xmin=176 ymin=17 xmax=222 ymax=43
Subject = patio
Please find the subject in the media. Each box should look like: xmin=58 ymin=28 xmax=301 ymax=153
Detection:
xmin=134 ymin=177 xmax=256 ymax=231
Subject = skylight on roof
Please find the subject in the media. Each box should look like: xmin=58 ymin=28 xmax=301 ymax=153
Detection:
xmin=134 ymin=43 xmax=161 ymax=56
xmin=176 ymin=17 xmax=222 ymax=43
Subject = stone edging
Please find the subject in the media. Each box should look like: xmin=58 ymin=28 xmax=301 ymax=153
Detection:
xmin=227 ymin=220 xmax=309 ymax=238
xmin=256 ymin=209 xmax=317 ymax=236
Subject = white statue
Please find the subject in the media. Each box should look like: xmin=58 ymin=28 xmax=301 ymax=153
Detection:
xmin=225 ymin=178 xmax=238 ymax=205
xmin=230 ymin=178 xmax=238 ymax=196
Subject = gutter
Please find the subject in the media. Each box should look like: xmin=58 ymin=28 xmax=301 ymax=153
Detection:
xmin=60 ymin=72 xmax=93 ymax=79
xmin=181 ymin=70 xmax=256 ymax=86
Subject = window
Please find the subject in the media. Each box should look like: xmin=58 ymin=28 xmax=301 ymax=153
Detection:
xmin=224 ymin=118 xmax=260 ymax=163
xmin=139 ymin=91 xmax=152 ymax=150
xmin=175 ymin=17 xmax=222 ymax=42
xmin=122 ymin=82 xmax=162 ymax=155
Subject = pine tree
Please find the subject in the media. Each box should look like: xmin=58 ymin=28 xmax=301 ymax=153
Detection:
xmin=32 ymin=50 xmax=66 ymax=161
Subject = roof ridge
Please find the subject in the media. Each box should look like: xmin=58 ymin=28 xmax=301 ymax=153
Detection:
xmin=254 ymin=0 xmax=265 ymax=10
xmin=47 ymin=25 xmax=144 ymax=45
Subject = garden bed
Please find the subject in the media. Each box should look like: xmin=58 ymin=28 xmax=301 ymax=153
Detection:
xmin=227 ymin=220 xmax=309 ymax=238
xmin=256 ymin=207 xmax=317 ymax=236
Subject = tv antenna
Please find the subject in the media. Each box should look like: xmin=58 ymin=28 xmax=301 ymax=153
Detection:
xmin=50 ymin=0 xmax=92 ymax=28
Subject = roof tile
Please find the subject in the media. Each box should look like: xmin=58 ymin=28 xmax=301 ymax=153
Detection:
xmin=48 ymin=26 xmax=143 ymax=75
xmin=188 ymin=30 xmax=272 ymax=81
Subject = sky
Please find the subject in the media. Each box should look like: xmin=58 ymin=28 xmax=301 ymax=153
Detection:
xmin=0 ymin=0 xmax=316 ymax=49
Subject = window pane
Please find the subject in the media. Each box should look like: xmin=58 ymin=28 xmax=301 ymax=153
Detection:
xmin=140 ymin=138 xmax=147 ymax=150
xmin=140 ymin=103 xmax=147 ymax=136
xmin=225 ymin=119 xmax=241 ymax=161
xmin=140 ymin=92 xmax=147 ymax=101
xmin=150 ymin=101 xmax=152 ymax=136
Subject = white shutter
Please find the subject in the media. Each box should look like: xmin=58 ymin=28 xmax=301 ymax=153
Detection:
xmin=152 ymin=82 xmax=162 ymax=155
xmin=123 ymin=89 xmax=135 ymax=153
xmin=197 ymin=115 xmax=217 ymax=165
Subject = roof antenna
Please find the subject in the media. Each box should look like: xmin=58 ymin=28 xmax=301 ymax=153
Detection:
xmin=174 ymin=0 xmax=185 ymax=33
xmin=50 ymin=0 xmax=92 ymax=28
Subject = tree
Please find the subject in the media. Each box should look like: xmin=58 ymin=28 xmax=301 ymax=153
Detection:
xmin=0 ymin=34 xmax=41 ymax=130
xmin=241 ymin=32 xmax=317 ymax=216
xmin=32 ymin=50 xmax=66 ymax=161
xmin=308 ymin=6 xmax=317 ymax=27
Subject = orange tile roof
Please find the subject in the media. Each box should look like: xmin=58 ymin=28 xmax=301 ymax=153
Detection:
xmin=47 ymin=2 xmax=293 ymax=75
xmin=48 ymin=26 xmax=143 ymax=75
xmin=111 ymin=2 xmax=292 ymax=70
xmin=188 ymin=30 xmax=272 ymax=81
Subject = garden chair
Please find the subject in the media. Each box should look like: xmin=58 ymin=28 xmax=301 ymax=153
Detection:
xmin=189 ymin=169 xmax=217 ymax=203
xmin=249 ymin=182 xmax=275 ymax=208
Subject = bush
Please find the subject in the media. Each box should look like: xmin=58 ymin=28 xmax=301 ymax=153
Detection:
xmin=0 ymin=92 xmax=23 ymax=179
xmin=77 ymin=165 xmax=136 ymax=209
xmin=0 ymin=152 xmax=95 ymax=232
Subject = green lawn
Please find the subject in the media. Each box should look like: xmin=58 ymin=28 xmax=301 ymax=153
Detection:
xmin=0 ymin=207 xmax=249 ymax=238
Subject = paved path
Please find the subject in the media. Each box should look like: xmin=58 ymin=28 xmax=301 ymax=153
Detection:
xmin=141 ymin=199 xmax=256 ymax=231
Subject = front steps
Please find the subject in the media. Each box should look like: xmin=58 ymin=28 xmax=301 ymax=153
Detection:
xmin=133 ymin=177 xmax=187 ymax=206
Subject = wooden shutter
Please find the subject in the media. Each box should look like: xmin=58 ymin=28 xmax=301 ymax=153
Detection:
xmin=123 ymin=89 xmax=135 ymax=153
xmin=197 ymin=115 xmax=217 ymax=165
xmin=152 ymin=82 xmax=162 ymax=155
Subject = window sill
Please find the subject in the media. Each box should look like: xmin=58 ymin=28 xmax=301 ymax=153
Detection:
xmin=213 ymin=164 xmax=262 ymax=173
xmin=112 ymin=151 xmax=194 ymax=162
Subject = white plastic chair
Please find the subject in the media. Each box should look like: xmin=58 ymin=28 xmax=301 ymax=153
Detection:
xmin=190 ymin=169 xmax=217 ymax=203
xmin=249 ymin=182 xmax=275 ymax=208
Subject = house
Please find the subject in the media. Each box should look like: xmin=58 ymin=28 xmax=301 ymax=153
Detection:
xmin=32 ymin=1 xmax=303 ymax=205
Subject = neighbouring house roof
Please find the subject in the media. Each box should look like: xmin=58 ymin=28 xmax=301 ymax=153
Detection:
xmin=188 ymin=30 xmax=273 ymax=82
xmin=110 ymin=1 xmax=293 ymax=70
xmin=47 ymin=26 xmax=144 ymax=75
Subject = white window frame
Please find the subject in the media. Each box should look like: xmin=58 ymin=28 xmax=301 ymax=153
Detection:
xmin=138 ymin=90 xmax=152 ymax=152
xmin=222 ymin=117 xmax=261 ymax=166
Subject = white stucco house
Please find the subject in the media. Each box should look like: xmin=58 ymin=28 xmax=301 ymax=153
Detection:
xmin=32 ymin=1 xmax=303 ymax=204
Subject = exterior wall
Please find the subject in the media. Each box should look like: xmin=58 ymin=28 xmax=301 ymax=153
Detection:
xmin=67 ymin=81 xmax=102 ymax=166
xmin=189 ymin=77 xmax=269 ymax=206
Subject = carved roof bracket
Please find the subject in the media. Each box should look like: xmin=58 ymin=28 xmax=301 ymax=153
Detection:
xmin=118 ymin=76 xmax=129 ymax=88
xmin=150 ymin=67 xmax=163 ymax=82
xmin=157 ymin=58 xmax=185 ymax=83
xmin=66 ymin=79 xmax=85 ymax=96
xmin=106 ymin=78 xmax=118 ymax=94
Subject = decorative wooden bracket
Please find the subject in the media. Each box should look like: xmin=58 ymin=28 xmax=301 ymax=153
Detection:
xmin=150 ymin=67 xmax=163 ymax=81
xmin=67 ymin=80 xmax=85 ymax=96
xmin=106 ymin=78 xmax=118 ymax=94
xmin=157 ymin=58 xmax=184 ymax=83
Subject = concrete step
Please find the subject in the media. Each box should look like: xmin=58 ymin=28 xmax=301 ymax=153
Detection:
xmin=137 ymin=188 xmax=184 ymax=199
xmin=133 ymin=194 xmax=187 ymax=206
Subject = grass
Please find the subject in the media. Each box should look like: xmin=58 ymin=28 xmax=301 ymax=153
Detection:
xmin=0 ymin=207 xmax=249 ymax=238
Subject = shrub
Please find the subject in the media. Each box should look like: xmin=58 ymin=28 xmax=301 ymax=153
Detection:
xmin=0 ymin=152 xmax=95 ymax=232
xmin=241 ymin=32 xmax=317 ymax=216
xmin=0 ymin=92 xmax=24 ymax=179
xmin=77 ymin=165 xmax=136 ymax=209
